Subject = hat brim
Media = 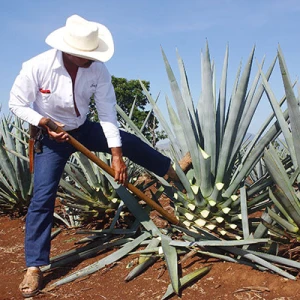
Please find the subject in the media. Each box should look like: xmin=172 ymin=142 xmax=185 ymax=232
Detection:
xmin=45 ymin=23 xmax=114 ymax=62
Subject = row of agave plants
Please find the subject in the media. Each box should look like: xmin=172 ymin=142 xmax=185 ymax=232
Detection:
xmin=0 ymin=42 xmax=300 ymax=298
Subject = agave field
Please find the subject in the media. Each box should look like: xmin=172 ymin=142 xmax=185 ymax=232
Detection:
xmin=1 ymin=42 xmax=300 ymax=298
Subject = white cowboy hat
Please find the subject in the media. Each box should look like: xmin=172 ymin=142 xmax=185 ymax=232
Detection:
xmin=45 ymin=15 xmax=114 ymax=62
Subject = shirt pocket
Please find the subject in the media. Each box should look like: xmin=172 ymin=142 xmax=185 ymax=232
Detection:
xmin=36 ymin=86 xmax=50 ymax=100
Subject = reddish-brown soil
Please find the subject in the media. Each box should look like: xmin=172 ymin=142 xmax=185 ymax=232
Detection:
xmin=1 ymin=212 xmax=300 ymax=300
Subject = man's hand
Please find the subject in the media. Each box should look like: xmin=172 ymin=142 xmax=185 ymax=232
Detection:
xmin=38 ymin=117 xmax=69 ymax=142
xmin=111 ymin=147 xmax=127 ymax=185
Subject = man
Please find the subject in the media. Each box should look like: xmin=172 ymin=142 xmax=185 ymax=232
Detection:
xmin=9 ymin=15 xmax=178 ymax=298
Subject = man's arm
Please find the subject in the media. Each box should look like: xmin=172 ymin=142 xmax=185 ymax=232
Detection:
xmin=9 ymin=62 xmax=44 ymax=126
xmin=94 ymin=63 xmax=127 ymax=184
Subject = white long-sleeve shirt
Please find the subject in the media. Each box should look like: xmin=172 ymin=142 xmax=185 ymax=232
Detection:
xmin=9 ymin=49 xmax=121 ymax=148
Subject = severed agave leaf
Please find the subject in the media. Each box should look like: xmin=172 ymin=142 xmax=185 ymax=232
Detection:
xmin=161 ymin=265 xmax=212 ymax=300
xmin=139 ymin=237 xmax=161 ymax=264
xmin=161 ymin=235 xmax=179 ymax=294
xmin=125 ymin=255 xmax=159 ymax=282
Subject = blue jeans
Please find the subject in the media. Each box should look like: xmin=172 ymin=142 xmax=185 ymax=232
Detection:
xmin=25 ymin=120 xmax=170 ymax=267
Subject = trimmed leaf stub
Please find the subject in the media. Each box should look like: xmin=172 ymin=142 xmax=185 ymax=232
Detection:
xmin=229 ymin=223 xmax=237 ymax=229
xmin=200 ymin=209 xmax=210 ymax=218
xmin=183 ymin=220 xmax=192 ymax=228
xmin=206 ymin=224 xmax=216 ymax=230
xmin=215 ymin=182 xmax=224 ymax=190
xmin=187 ymin=203 xmax=196 ymax=211
xmin=216 ymin=217 xmax=224 ymax=223
xmin=200 ymin=148 xmax=210 ymax=159
xmin=195 ymin=218 xmax=206 ymax=227
xmin=185 ymin=213 xmax=195 ymax=221
xmin=208 ymin=200 xmax=216 ymax=207
xmin=231 ymin=195 xmax=239 ymax=201
xmin=222 ymin=207 xmax=231 ymax=214
xmin=191 ymin=185 xmax=200 ymax=194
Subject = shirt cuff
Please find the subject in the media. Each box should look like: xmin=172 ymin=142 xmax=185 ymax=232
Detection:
xmin=30 ymin=114 xmax=44 ymax=127
xmin=106 ymin=136 xmax=122 ymax=148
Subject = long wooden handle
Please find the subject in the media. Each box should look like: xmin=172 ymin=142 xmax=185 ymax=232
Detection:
xmin=28 ymin=138 xmax=35 ymax=174
xmin=46 ymin=120 xmax=179 ymax=225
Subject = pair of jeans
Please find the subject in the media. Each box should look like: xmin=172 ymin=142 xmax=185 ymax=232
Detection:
xmin=25 ymin=120 xmax=170 ymax=267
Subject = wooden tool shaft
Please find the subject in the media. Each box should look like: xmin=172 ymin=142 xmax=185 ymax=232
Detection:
xmin=46 ymin=120 xmax=179 ymax=225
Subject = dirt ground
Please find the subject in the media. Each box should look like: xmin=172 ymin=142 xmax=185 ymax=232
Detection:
xmin=1 ymin=212 xmax=300 ymax=300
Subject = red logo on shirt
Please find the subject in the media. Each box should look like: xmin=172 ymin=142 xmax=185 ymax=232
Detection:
xmin=39 ymin=88 xmax=51 ymax=94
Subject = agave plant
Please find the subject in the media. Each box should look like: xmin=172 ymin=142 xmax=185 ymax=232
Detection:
xmin=57 ymin=152 xmax=120 ymax=225
xmin=137 ymin=43 xmax=286 ymax=239
xmin=258 ymin=46 xmax=300 ymax=239
xmin=0 ymin=115 xmax=33 ymax=215
xmin=117 ymin=43 xmax=300 ymax=282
